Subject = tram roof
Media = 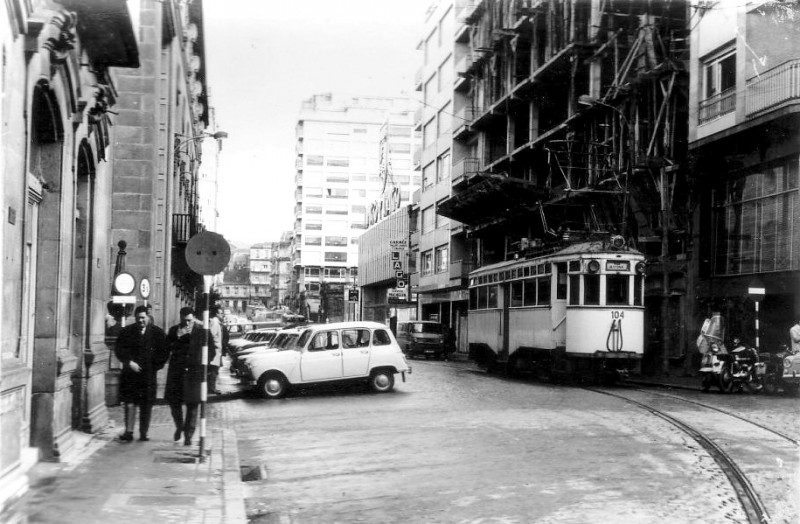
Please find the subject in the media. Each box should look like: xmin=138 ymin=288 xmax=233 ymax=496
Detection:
xmin=468 ymin=241 xmax=642 ymax=277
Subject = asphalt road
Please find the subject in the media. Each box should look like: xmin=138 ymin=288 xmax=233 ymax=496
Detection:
xmin=219 ymin=360 xmax=799 ymax=524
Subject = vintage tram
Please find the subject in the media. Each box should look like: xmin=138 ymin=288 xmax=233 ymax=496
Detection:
xmin=467 ymin=239 xmax=646 ymax=382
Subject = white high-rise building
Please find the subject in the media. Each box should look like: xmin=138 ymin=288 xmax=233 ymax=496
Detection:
xmin=292 ymin=94 xmax=418 ymax=322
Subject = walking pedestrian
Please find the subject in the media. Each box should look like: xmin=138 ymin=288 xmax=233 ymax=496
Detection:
xmin=178 ymin=307 xmax=217 ymax=445
xmin=208 ymin=306 xmax=226 ymax=394
xmin=114 ymin=305 xmax=167 ymax=442
xmin=165 ymin=307 xmax=203 ymax=443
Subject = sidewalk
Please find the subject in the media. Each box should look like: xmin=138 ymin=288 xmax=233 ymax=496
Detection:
xmin=4 ymin=365 xmax=249 ymax=524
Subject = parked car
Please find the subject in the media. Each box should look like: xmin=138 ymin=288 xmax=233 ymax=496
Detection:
xmin=248 ymin=321 xmax=412 ymax=399
xmin=396 ymin=321 xmax=445 ymax=359
xmin=239 ymin=327 xmax=305 ymax=382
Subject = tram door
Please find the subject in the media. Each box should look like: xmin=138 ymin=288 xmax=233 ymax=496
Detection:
xmin=500 ymin=283 xmax=510 ymax=361
xmin=553 ymin=263 xmax=568 ymax=347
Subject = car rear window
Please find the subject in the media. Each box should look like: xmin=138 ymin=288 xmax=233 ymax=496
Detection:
xmin=373 ymin=329 xmax=392 ymax=346
xmin=412 ymin=323 xmax=441 ymax=334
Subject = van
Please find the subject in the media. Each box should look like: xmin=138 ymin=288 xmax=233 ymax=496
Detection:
xmin=396 ymin=321 xmax=445 ymax=359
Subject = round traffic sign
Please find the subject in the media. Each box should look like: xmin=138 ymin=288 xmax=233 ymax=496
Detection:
xmin=113 ymin=272 xmax=136 ymax=295
xmin=185 ymin=231 xmax=231 ymax=275
xmin=140 ymin=278 xmax=151 ymax=299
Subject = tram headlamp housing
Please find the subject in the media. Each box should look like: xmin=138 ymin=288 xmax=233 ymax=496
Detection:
xmin=587 ymin=259 xmax=600 ymax=273
xmin=635 ymin=262 xmax=646 ymax=274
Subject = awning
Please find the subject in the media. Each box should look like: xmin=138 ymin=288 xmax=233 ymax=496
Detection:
xmin=437 ymin=173 xmax=550 ymax=228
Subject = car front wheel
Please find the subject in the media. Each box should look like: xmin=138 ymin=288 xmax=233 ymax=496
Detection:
xmin=258 ymin=372 xmax=288 ymax=399
xmin=369 ymin=369 xmax=395 ymax=393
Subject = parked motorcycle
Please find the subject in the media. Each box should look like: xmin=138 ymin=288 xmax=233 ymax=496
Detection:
xmin=699 ymin=342 xmax=734 ymax=393
xmin=729 ymin=338 xmax=765 ymax=393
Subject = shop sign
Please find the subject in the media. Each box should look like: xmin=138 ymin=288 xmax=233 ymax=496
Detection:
xmin=367 ymin=187 xmax=402 ymax=227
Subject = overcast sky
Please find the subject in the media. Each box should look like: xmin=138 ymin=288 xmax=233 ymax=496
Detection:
xmin=203 ymin=0 xmax=430 ymax=247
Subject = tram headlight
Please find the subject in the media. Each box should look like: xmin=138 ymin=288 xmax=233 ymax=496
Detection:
xmin=587 ymin=259 xmax=600 ymax=273
xmin=635 ymin=262 xmax=646 ymax=274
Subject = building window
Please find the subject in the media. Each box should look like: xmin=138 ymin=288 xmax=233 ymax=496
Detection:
xmin=713 ymin=157 xmax=799 ymax=275
xmin=435 ymin=198 xmax=449 ymax=228
xmin=423 ymin=119 xmax=436 ymax=148
xmin=305 ymin=237 xmax=322 ymax=246
xmin=306 ymin=155 xmax=323 ymax=166
xmin=327 ymin=157 xmax=349 ymax=167
xmin=436 ymin=152 xmax=450 ymax=183
xmin=305 ymin=222 xmax=322 ymax=230
xmin=324 ymin=252 xmax=348 ymax=263
xmin=422 ymin=162 xmax=435 ymax=190
xmin=326 ymin=175 xmax=349 ymax=183
xmin=325 ymin=236 xmax=347 ymax=246
xmin=351 ymin=205 xmax=366 ymax=214
xmin=438 ymin=57 xmax=452 ymax=93
xmin=327 ymin=188 xmax=348 ymax=199
xmin=305 ymin=187 xmax=323 ymax=198
xmin=305 ymin=205 xmax=322 ymax=214
xmin=699 ymin=48 xmax=736 ymax=124
xmin=438 ymin=102 xmax=452 ymax=136
xmin=421 ymin=250 xmax=433 ymax=276
xmin=421 ymin=206 xmax=434 ymax=234
xmin=435 ymin=245 xmax=449 ymax=273
xmin=325 ymin=206 xmax=348 ymax=215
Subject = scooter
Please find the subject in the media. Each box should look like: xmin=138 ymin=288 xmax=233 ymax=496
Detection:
xmin=699 ymin=342 xmax=734 ymax=393
xmin=729 ymin=340 xmax=765 ymax=393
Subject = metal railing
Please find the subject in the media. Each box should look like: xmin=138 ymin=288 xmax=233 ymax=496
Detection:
xmin=746 ymin=59 xmax=800 ymax=117
xmin=698 ymin=88 xmax=736 ymax=125
xmin=452 ymin=157 xmax=481 ymax=184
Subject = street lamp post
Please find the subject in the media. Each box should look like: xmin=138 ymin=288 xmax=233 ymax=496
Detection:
xmin=748 ymin=280 xmax=765 ymax=352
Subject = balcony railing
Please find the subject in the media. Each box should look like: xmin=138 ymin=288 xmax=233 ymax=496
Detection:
xmin=172 ymin=213 xmax=199 ymax=245
xmin=451 ymin=157 xmax=481 ymax=184
xmin=746 ymin=58 xmax=800 ymax=117
xmin=698 ymin=88 xmax=736 ymax=125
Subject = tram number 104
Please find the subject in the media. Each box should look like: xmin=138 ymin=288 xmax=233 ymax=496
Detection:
xmin=611 ymin=311 xmax=625 ymax=319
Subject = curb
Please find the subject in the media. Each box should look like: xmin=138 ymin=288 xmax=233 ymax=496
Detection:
xmin=219 ymin=428 xmax=247 ymax=523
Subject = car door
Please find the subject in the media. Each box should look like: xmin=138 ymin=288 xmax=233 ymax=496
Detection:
xmin=341 ymin=328 xmax=372 ymax=377
xmin=300 ymin=330 xmax=343 ymax=382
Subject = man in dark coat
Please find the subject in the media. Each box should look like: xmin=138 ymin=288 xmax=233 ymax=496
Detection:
xmin=165 ymin=307 xmax=216 ymax=446
xmin=165 ymin=307 xmax=203 ymax=443
xmin=114 ymin=305 xmax=167 ymax=442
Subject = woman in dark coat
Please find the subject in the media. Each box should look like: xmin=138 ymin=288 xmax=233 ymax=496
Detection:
xmin=114 ymin=305 xmax=167 ymax=441
xmin=165 ymin=307 xmax=215 ymax=445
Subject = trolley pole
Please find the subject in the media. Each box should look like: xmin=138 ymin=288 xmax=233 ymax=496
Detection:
xmin=748 ymin=280 xmax=765 ymax=353
xmin=199 ymin=276 xmax=210 ymax=459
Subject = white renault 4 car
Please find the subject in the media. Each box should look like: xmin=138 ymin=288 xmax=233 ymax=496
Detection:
xmin=249 ymin=321 xmax=412 ymax=399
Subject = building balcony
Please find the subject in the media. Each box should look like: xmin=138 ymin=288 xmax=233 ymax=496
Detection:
xmin=698 ymin=88 xmax=736 ymax=125
xmin=456 ymin=0 xmax=482 ymax=24
xmin=451 ymin=157 xmax=480 ymax=185
xmin=452 ymin=107 xmax=475 ymax=139
xmin=295 ymin=157 xmax=303 ymax=170
xmin=295 ymin=189 xmax=302 ymax=202
xmin=449 ymin=259 xmax=474 ymax=283
xmin=410 ymin=230 xmax=420 ymax=248
xmin=746 ymin=59 xmax=800 ymax=118
xmin=414 ymin=105 xmax=423 ymax=131
xmin=295 ymin=173 xmax=303 ymax=186
xmin=412 ymin=147 xmax=422 ymax=171
xmin=414 ymin=65 xmax=424 ymax=91
xmin=172 ymin=213 xmax=199 ymax=245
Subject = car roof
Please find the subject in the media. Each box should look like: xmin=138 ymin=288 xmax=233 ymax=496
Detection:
xmin=400 ymin=320 xmax=440 ymax=325
xmin=300 ymin=321 xmax=390 ymax=331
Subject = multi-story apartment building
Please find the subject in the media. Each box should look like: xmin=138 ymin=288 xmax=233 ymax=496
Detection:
xmin=219 ymin=247 xmax=251 ymax=315
xmin=689 ymin=2 xmax=800 ymax=351
xmin=1 ymin=0 xmax=216 ymax=508
xmin=249 ymin=243 xmax=273 ymax=310
xmin=291 ymin=94 xmax=417 ymax=323
xmin=412 ymin=0 xmax=471 ymax=351
xmin=269 ymin=231 xmax=293 ymax=308
xmin=437 ymin=0 xmax=690 ymax=371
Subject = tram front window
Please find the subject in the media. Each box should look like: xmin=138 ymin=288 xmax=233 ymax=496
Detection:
xmin=584 ymin=274 xmax=600 ymax=305
xmin=607 ymin=274 xmax=629 ymax=305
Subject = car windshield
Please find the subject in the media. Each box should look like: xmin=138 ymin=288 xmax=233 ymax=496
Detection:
xmin=412 ymin=323 xmax=441 ymax=334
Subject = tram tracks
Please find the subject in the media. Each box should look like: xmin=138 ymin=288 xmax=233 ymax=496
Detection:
xmin=586 ymin=386 xmax=797 ymax=524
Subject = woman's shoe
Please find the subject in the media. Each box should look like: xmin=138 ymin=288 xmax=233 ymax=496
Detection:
xmin=119 ymin=432 xmax=134 ymax=442
xmin=173 ymin=429 xmax=182 ymax=442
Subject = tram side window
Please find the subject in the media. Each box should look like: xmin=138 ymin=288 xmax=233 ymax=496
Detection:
xmin=584 ymin=274 xmax=600 ymax=305
xmin=556 ymin=263 xmax=567 ymax=299
xmin=511 ymin=281 xmax=523 ymax=307
xmin=569 ymin=275 xmax=580 ymax=305
xmin=478 ymin=286 xmax=488 ymax=308
xmin=487 ymin=285 xmax=498 ymax=308
xmin=523 ymin=279 xmax=536 ymax=306
xmin=607 ymin=275 xmax=629 ymax=305
xmin=469 ymin=288 xmax=478 ymax=310
xmin=634 ymin=275 xmax=643 ymax=306
xmin=537 ymin=275 xmax=551 ymax=305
